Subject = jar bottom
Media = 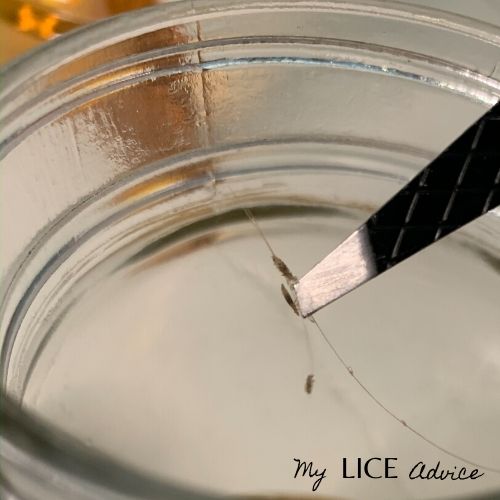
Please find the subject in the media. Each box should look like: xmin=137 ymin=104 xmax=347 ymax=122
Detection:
xmin=16 ymin=194 xmax=500 ymax=499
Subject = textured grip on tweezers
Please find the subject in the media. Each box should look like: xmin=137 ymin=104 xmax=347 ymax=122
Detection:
xmin=366 ymin=102 xmax=500 ymax=272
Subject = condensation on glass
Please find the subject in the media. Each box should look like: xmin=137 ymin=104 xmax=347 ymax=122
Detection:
xmin=1 ymin=2 xmax=500 ymax=499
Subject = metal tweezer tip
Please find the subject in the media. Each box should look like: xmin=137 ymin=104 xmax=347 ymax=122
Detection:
xmin=293 ymin=226 xmax=377 ymax=317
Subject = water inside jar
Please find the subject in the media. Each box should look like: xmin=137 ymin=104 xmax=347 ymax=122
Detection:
xmin=14 ymin=176 xmax=500 ymax=499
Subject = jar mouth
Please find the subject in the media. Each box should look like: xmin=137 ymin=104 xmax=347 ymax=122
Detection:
xmin=1 ymin=2 xmax=500 ymax=499
xmin=1 ymin=44 xmax=500 ymax=160
xmin=2 ymin=1 xmax=500 ymax=142
xmin=1 ymin=1 xmax=500 ymax=162
xmin=3 ymin=0 xmax=500 ymax=78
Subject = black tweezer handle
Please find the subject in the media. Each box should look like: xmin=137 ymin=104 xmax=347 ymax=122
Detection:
xmin=366 ymin=101 xmax=500 ymax=272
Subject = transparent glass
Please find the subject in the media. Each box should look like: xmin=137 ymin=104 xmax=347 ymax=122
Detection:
xmin=1 ymin=2 xmax=500 ymax=499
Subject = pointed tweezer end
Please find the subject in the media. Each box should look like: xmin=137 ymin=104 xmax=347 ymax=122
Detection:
xmin=293 ymin=226 xmax=377 ymax=317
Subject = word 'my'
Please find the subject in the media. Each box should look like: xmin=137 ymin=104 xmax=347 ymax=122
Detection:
xmin=293 ymin=458 xmax=327 ymax=491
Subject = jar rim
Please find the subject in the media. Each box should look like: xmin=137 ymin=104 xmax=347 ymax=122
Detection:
xmin=3 ymin=0 xmax=500 ymax=99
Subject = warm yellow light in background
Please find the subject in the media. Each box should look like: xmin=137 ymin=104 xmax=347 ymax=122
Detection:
xmin=1 ymin=0 xmax=161 ymax=64
xmin=17 ymin=5 xmax=38 ymax=32
xmin=17 ymin=4 xmax=59 ymax=39
xmin=38 ymin=13 xmax=58 ymax=39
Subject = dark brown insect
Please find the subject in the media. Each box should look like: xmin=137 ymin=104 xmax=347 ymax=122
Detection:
xmin=281 ymin=284 xmax=299 ymax=316
xmin=305 ymin=374 xmax=315 ymax=394
xmin=241 ymin=206 xmax=500 ymax=474
xmin=272 ymin=255 xmax=298 ymax=284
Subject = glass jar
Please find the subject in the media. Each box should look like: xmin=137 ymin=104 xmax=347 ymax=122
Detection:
xmin=1 ymin=2 xmax=500 ymax=499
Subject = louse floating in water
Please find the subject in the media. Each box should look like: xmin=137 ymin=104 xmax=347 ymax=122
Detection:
xmin=240 ymin=207 xmax=500 ymax=475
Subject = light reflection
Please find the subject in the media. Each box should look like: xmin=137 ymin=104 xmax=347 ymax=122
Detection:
xmin=17 ymin=4 xmax=60 ymax=39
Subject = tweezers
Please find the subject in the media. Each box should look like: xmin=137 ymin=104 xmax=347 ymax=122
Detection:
xmin=294 ymin=101 xmax=500 ymax=317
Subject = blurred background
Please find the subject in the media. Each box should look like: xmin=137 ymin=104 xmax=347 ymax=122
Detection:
xmin=0 ymin=0 xmax=160 ymax=63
